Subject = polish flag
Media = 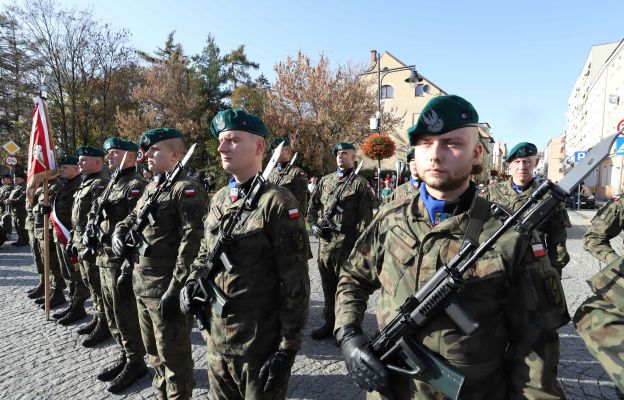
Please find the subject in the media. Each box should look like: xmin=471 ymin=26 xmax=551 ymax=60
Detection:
xmin=27 ymin=97 xmax=57 ymax=192
xmin=288 ymin=208 xmax=300 ymax=219
xmin=532 ymin=243 xmax=546 ymax=257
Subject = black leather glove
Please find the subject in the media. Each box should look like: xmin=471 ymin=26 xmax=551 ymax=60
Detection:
xmin=39 ymin=205 xmax=52 ymax=215
xmin=258 ymin=349 xmax=297 ymax=393
xmin=179 ymin=280 xmax=202 ymax=315
xmin=311 ymin=223 xmax=329 ymax=240
xmin=112 ymin=233 xmax=126 ymax=256
xmin=116 ymin=269 xmax=133 ymax=295
xmin=336 ymin=325 xmax=389 ymax=392
xmin=65 ymin=242 xmax=76 ymax=257
xmin=158 ymin=289 xmax=179 ymax=320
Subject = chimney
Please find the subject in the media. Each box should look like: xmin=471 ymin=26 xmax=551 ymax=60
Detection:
xmin=370 ymin=50 xmax=377 ymax=67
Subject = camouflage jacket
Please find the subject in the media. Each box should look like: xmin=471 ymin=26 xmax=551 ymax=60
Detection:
xmin=116 ymin=175 xmax=206 ymax=298
xmin=0 ymin=184 xmax=12 ymax=214
xmin=188 ymin=183 xmax=310 ymax=357
xmin=583 ymin=196 xmax=624 ymax=264
xmin=52 ymin=176 xmax=82 ymax=230
xmin=33 ymin=179 xmax=63 ymax=239
xmin=483 ymin=178 xmax=571 ymax=270
xmin=335 ymin=192 xmax=568 ymax=399
xmin=574 ymin=257 xmax=624 ymax=392
xmin=6 ymin=184 xmax=26 ymax=217
xmin=307 ymin=171 xmax=374 ymax=250
xmin=384 ymin=179 xmax=420 ymax=204
xmin=268 ymin=163 xmax=309 ymax=216
xmin=92 ymin=168 xmax=147 ymax=268
xmin=71 ymin=171 xmax=109 ymax=239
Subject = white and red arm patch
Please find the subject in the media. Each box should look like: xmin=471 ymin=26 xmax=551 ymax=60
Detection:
xmin=288 ymin=208 xmax=300 ymax=219
xmin=531 ymin=243 xmax=546 ymax=257
xmin=183 ymin=186 xmax=197 ymax=197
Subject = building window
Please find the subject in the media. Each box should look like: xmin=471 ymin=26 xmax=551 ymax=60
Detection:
xmin=381 ymin=85 xmax=394 ymax=99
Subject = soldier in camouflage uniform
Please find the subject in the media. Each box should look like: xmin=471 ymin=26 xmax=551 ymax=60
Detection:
xmin=334 ymin=95 xmax=568 ymax=399
xmin=49 ymin=156 xmax=91 ymax=325
xmin=70 ymin=146 xmax=111 ymax=347
xmin=180 ymin=109 xmax=311 ymax=400
xmin=583 ymin=195 xmax=624 ymax=265
xmin=91 ymin=138 xmax=148 ymax=393
xmin=267 ymin=136 xmax=309 ymax=215
xmin=483 ymin=142 xmax=571 ymax=275
xmin=6 ymin=172 xmax=29 ymax=246
xmin=32 ymin=176 xmax=67 ymax=309
xmin=574 ymin=256 xmax=624 ymax=393
xmin=113 ymin=128 xmax=206 ymax=400
xmin=0 ymin=174 xmax=13 ymax=245
xmin=384 ymin=149 xmax=420 ymax=203
xmin=307 ymin=141 xmax=374 ymax=340
xmin=25 ymin=182 xmax=46 ymax=299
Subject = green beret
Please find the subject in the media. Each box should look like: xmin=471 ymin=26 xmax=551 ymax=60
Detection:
xmin=210 ymin=109 xmax=268 ymax=138
xmin=408 ymin=95 xmax=479 ymax=145
xmin=58 ymin=156 xmax=78 ymax=165
xmin=333 ymin=142 xmax=356 ymax=156
xmin=75 ymin=146 xmax=105 ymax=157
xmin=270 ymin=136 xmax=290 ymax=150
xmin=104 ymin=137 xmax=139 ymax=152
xmin=505 ymin=142 xmax=538 ymax=162
xmin=406 ymin=149 xmax=415 ymax=163
xmin=139 ymin=128 xmax=183 ymax=151
xmin=13 ymin=172 xmax=26 ymax=179
xmin=1 ymin=174 xmax=12 ymax=179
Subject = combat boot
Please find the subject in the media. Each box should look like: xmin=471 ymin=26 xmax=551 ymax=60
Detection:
xmin=52 ymin=303 xmax=73 ymax=320
xmin=107 ymin=360 xmax=148 ymax=394
xmin=82 ymin=318 xmax=111 ymax=347
xmin=58 ymin=304 xmax=87 ymax=326
xmin=40 ymin=289 xmax=67 ymax=309
xmin=311 ymin=319 xmax=335 ymax=340
xmin=97 ymin=353 xmax=126 ymax=382
xmin=26 ymin=283 xmax=44 ymax=299
xmin=34 ymin=296 xmax=45 ymax=305
xmin=11 ymin=239 xmax=29 ymax=246
xmin=77 ymin=316 xmax=98 ymax=335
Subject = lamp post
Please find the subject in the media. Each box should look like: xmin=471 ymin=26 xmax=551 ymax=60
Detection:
xmin=363 ymin=50 xmax=425 ymax=199
xmin=364 ymin=50 xmax=425 ymax=132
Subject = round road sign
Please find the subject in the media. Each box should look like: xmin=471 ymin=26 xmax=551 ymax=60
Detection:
xmin=4 ymin=155 xmax=18 ymax=167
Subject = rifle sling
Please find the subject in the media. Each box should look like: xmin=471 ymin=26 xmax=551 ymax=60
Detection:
xmin=461 ymin=195 xmax=490 ymax=246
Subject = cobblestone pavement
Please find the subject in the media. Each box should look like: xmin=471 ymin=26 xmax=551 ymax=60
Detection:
xmin=0 ymin=209 xmax=620 ymax=399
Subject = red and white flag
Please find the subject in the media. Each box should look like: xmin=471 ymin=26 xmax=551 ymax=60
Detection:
xmin=50 ymin=199 xmax=78 ymax=264
xmin=27 ymin=97 xmax=57 ymax=191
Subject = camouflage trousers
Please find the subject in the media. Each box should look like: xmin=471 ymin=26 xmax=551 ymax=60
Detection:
xmin=204 ymin=349 xmax=288 ymax=400
xmin=317 ymin=239 xmax=355 ymax=323
xmin=99 ymin=266 xmax=145 ymax=363
xmin=75 ymin=242 xmax=106 ymax=318
xmin=136 ymin=296 xmax=195 ymax=399
xmin=54 ymin=238 xmax=89 ymax=305
xmin=1 ymin=212 xmax=12 ymax=235
xmin=11 ymin=213 xmax=28 ymax=242
xmin=575 ymin=296 xmax=624 ymax=391
xmin=30 ymin=232 xmax=44 ymax=279
xmin=36 ymin=231 xmax=66 ymax=290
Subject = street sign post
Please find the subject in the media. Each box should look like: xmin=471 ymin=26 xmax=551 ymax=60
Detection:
xmin=4 ymin=155 xmax=18 ymax=168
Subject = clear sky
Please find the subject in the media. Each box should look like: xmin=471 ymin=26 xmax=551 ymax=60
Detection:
xmin=5 ymin=0 xmax=624 ymax=150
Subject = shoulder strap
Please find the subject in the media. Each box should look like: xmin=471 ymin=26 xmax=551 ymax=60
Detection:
xmin=462 ymin=196 xmax=490 ymax=245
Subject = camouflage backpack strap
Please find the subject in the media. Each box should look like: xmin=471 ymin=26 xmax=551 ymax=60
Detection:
xmin=462 ymin=195 xmax=491 ymax=246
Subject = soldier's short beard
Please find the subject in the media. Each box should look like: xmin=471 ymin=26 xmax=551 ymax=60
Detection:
xmin=422 ymin=168 xmax=472 ymax=192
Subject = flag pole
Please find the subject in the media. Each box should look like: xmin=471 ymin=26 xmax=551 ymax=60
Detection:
xmin=43 ymin=177 xmax=50 ymax=320
xmin=41 ymin=96 xmax=54 ymax=321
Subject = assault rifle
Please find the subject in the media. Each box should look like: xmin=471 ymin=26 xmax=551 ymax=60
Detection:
xmin=189 ymin=142 xmax=285 ymax=330
xmin=274 ymin=152 xmax=298 ymax=186
xmin=366 ymin=131 xmax=621 ymax=400
xmin=313 ymin=160 xmax=364 ymax=238
xmin=81 ymin=151 xmax=129 ymax=263
xmin=121 ymin=143 xmax=197 ymax=259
